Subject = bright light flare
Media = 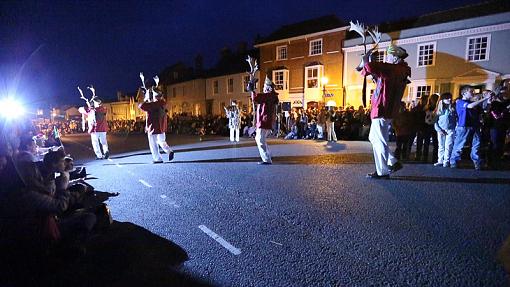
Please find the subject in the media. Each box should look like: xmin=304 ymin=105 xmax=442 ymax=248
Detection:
xmin=0 ymin=98 xmax=25 ymax=119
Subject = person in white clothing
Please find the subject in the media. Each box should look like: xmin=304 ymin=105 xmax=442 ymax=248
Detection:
xmin=224 ymin=101 xmax=241 ymax=142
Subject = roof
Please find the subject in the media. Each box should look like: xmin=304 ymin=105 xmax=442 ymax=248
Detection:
xmin=256 ymin=15 xmax=348 ymax=45
xmin=346 ymin=0 xmax=510 ymax=40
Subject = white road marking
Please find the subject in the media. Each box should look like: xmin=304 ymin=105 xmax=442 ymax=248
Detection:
xmin=270 ymin=240 xmax=283 ymax=246
xmin=160 ymin=195 xmax=167 ymax=198
xmin=198 ymin=225 xmax=241 ymax=255
xmin=160 ymin=195 xmax=180 ymax=207
xmin=107 ymin=158 xmax=113 ymax=162
xmin=139 ymin=179 xmax=152 ymax=188
xmin=115 ymin=163 xmax=122 ymax=168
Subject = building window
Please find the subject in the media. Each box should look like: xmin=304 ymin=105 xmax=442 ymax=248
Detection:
xmin=276 ymin=45 xmax=288 ymax=60
xmin=227 ymin=78 xmax=234 ymax=94
xmin=466 ymin=35 xmax=490 ymax=62
xmin=417 ymin=42 xmax=435 ymax=67
xmin=213 ymin=80 xmax=219 ymax=94
xmin=243 ymin=75 xmax=258 ymax=92
xmin=305 ymin=65 xmax=324 ymax=88
xmin=416 ymin=85 xmax=431 ymax=99
xmin=272 ymin=70 xmax=289 ymax=91
xmin=172 ymin=87 xmax=176 ymax=98
xmin=374 ymin=50 xmax=385 ymax=63
xmin=309 ymin=39 xmax=323 ymax=56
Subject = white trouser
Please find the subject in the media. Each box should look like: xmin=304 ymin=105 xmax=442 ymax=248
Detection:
xmin=326 ymin=121 xmax=337 ymax=141
xmin=437 ymin=130 xmax=455 ymax=164
xmin=368 ymin=118 xmax=397 ymax=176
xmin=255 ymin=128 xmax=272 ymax=163
xmin=90 ymin=132 xmax=108 ymax=158
xmin=229 ymin=128 xmax=240 ymax=142
xmin=148 ymin=133 xmax=173 ymax=161
xmin=317 ymin=124 xmax=324 ymax=139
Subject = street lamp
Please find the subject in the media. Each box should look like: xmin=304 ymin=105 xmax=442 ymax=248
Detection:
xmin=321 ymin=76 xmax=329 ymax=104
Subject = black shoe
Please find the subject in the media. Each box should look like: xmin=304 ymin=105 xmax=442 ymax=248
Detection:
xmin=103 ymin=151 xmax=110 ymax=159
xmin=366 ymin=171 xmax=390 ymax=179
xmin=258 ymin=161 xmax=272 ymax=165
xmin=95 ymin=157 xmax=103 ymax=160
xmin=389 ymin=161 xmax=403 ymax=173
xmin=168 ymin=151 xmax=174 ymax=161
xmin=153 ymin=160 xmax=163 ymax=164
xmin=77 ymin=167 xmax=87 ymax=178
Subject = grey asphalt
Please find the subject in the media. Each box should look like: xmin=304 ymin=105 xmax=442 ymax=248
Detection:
xmin=63 ymin=134 xmax=510 ymax=286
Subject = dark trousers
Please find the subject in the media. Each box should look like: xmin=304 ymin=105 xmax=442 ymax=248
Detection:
xmin=488 ymin=127 xmax=507 ymax=169
xmin=395 ymin=135 xmax=410 ymax=160
xmin=416 ymin=125 xmax=438 ymax=162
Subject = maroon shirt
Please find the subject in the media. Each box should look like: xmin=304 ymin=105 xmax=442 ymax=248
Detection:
xmin=252 ymin=91 xmax=279 ymax=129
xmin=139 ymin=100 xmax=168 ymax=134
xmin=362 ymin=61 xmax=411 ymax=119
xmin=87 ymin=106 xmax=108 ymax=133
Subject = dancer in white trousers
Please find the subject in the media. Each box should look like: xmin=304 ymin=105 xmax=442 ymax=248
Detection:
xmin=78 ymin=86 xmax=110 ymax=160
xmin=359 ymin=44 xmax=411 ymax=178
xmin=138 ymin=74 xmax=174 ymax=163
xmin=224 ymin=101 xmax=241 ymax=142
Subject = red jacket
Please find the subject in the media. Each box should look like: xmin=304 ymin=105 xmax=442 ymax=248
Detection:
xmin=252 ymin=91 xmax=279 ymax=129
xmin=88 ymin=106 xmax=108 ymax=133
xmin=139 ymin=100 xmax=168 ymax=134
xmin=362 ymin=61 xmax=411 ymax=119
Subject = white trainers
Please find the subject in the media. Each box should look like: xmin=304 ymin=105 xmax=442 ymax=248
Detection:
xmin=443 ymin=162 xmax=449 ymax=167
xmin=433 ymin=162 xmax=442 ymax=167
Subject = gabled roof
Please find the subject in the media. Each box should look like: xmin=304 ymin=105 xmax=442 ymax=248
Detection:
xmin=256 ymin=15 xmax=348 ymax=45
xmin=346 ymin=0 xmax=510 ymax=39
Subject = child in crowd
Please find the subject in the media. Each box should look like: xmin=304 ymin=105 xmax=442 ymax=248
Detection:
xmin=433 ymin=93 xmax=456 ymax=167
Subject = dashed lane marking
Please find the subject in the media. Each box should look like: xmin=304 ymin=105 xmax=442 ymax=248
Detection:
xmin=198 ymin=225 xmax=241 ymax=255
xmin=139 ymin=179 xmax=153 ymax=188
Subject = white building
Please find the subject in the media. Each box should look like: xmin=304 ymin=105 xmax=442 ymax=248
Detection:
xmin=342 ymin=2 xmax=510 ymax=107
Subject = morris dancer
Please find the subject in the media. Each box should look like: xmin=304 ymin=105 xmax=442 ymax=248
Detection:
xmin=359 ymin=44 xmax=411 ymax=178
xmin=224 ymin=100 xmax=241 ymax=142
xmin=246 ymin=56 xmax=279 ymax=165
xmin=138 ymin=73 xmax=174 ymax=163
xmin=78 ymin=86 xmax=110 ymax=160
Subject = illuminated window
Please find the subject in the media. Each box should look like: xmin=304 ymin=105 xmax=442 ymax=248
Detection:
xmin=417 ymin=42 xmax=435 ymax=67
xmin=272 ymin=70 xmax=289 ymax=91
xmin=305 ymin=65 xmax=324 ymax=88
xmin=466 ymin=35 xmax=490 ymax=62
xmin=213 ymin=80 xmax=219 ymax=94
xmin=416 ymin=85 xmax=431 ymax=98
xmin=243 ymin=75 xmax=258 ymax=92
xmin=374 ymin=50 xmax=385 ymax=63
xmin=276 ymin=45 xmax=288 ymax=60
xmin=309 ymin=39 xmax=323 ymax=56
xmin=227 ymin=78 xmax=234 ymax=94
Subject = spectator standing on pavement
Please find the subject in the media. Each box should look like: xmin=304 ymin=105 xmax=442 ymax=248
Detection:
xmin=449 ymin=87 xmax=490 ymax=170
xmin=486 ymin=82 xmax=510 ymax=169
xmin=433 ymin=93 xmax=456 ymax=167
xmin=224 ymin=100 xmax=241 ymax=143
xmin=359 ymin=44 xmax=411 ymax=179
xmin=326 ymin=106 xmax=337 ymax=142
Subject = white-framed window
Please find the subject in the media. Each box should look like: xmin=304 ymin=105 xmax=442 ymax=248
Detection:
xmin=416 ymin=85 xmax=431 ymax=99
xmin=417 ymin=42 xmax=436 ymax=67
xmin=276 ymin=45 xmax=288 ymax=60
xmin=243 ymin=75 xmax=258 ymax=92
xmin=213 ymin=80 xmax=219 ymax=94
xmin=305 ymin=65 xmax=324 ymax=88
xmin=374 ymin=50 xmax=386 ymax=63
xmin=272 ymin=70 xmax=289 ymax=91
xmin=227 ymin=78 xmax=234 ymax=94
xmin=309 ymin=39 xmax=323 ymax=56
xmin=466 ymin=35 xmax=490 ymax=62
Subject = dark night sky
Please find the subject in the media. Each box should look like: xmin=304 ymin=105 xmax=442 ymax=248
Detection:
xmin=0 ymin=0 xmax=484 ymax=108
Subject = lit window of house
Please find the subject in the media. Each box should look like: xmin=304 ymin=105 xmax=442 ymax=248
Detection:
xmin=276 ymin=45 xmax=288 ymax=60
xmin=416 ymin=85 xmax=431 ymax=99
xmin=305 ymin=65 xmax=323 ymax=88
xmin=272 ymin=70 xmax=289 ymax=91
xmin=417 ymin=42 xmax=435 ymax=67
xmin=227 ymin=78 xmax=234 ymax=94
xmin=309 ymin=39 xmax=323 ymax=56
xmin=213 ymin=80 xmax=219 ymax=94
xmin=466 ymin=35 xmax=490 ymax=62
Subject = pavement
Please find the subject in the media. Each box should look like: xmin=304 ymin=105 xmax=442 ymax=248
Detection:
xmin=30 ymin=133 xmax=510 ymax=286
